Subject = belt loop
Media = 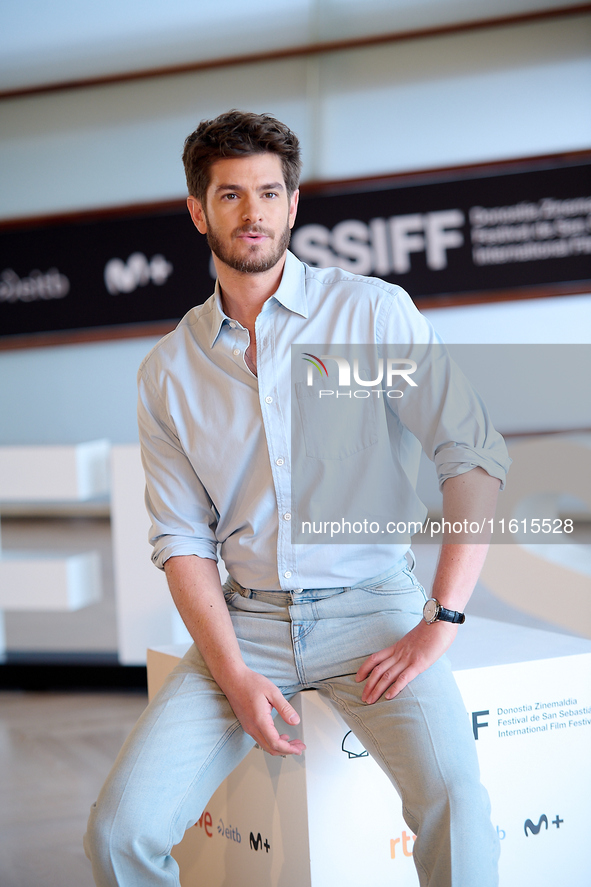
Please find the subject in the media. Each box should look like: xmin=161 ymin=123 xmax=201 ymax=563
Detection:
xmin=227 ymin=576 xmax=252 ymax=598
xmin=406 ymin=549 xmax=416 ymax=572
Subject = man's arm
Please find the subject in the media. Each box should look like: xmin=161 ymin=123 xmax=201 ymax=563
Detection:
xmin=164 ymin=555 xmax=305 ymax=756
xmin=356 ymin=467 xmax=500 ymax=704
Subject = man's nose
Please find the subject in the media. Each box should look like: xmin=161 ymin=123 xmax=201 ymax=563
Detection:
xmin=242 ymin=197 xmax=263 ymax=223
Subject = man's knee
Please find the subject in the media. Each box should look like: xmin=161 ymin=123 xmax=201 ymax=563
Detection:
xmin=84 ymin=798 xmax=127 ymax=868
xmin=84 ymin=794 xmax=171 ymax=881
xmin=84 ymin=799 xmax=114 ymax=873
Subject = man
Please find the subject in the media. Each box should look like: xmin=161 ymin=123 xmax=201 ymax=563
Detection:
xmin=85 ymin=110 xmax=510 ymax=886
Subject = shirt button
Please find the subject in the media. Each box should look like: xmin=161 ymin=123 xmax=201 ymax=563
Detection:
xmin=275 ymin=457 xmax=284 ymax=466
xmin=232 ymin=349 xmax=241 ymax=356
xmin=229 ymin=321 xmax=237 ymax=328
xmin=283 ymin=512 xmax=291 ymax=521
xmin=284 ymin=571 xmax=292 ymax=579
xmin=265 ymin=396 xmax=273 ymax=404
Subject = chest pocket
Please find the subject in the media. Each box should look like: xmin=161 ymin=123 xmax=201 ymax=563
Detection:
xmin=294 ymin=380 xmax=379 ymax=460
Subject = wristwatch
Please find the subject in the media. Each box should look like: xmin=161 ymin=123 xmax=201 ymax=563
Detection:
xmin=423 ymin=598 xmax=466 ymax=625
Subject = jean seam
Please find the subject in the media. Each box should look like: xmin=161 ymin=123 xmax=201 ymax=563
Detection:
xmin=355 ymin=569 xmax=406 ymax=590
xmin=322 ymin=680 xmax=448 ymax=886
xmin=167 ymin=719 xmax=247 ymax=855
xmin=321 ymin=683 xmax=406 ymax=795
xmin=400 ymin=682 xmax=453 ymax=885
xmin=361 ymin=587 xmax=424 ymax=598
xmin=360 ymin=568 xmax=424 ymax=593
xmin=291 ymin=623 xmax=310 ymax=685
xmin=106 ymin=687 xmax=182 ymax=886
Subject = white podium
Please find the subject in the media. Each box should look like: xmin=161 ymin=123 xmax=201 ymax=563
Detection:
xmin=147 ymin=617 xmax=591 ymax=887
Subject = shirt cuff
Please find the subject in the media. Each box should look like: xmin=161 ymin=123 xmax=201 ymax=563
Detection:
xmin=435 ymin=444 xmax=512 ymax=490
xmin=151 ymin=537 xmax=219 ymax=570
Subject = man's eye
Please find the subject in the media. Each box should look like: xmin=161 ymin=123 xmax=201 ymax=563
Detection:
xmin=264 ymin=192 xmax=278 ymax=199
xmin=222 ymin=193 xmax=238 ymax=200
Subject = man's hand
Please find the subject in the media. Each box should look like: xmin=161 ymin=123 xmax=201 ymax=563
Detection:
xmin=355 ymin=620 xmax=457 ymax=704
xmin=222 ymin=667 xmax=306 ymax=756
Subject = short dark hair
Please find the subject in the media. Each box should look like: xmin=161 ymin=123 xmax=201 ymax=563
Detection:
xmin=182 ymin=110 xmax=301 ymax=203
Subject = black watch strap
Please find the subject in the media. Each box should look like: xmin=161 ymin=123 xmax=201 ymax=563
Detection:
xmin=438 ymin=605 xmax=466 ymax=624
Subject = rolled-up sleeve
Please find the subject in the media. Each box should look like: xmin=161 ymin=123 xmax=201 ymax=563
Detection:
xmin=137 ymin=368 xmax=219 ymax=569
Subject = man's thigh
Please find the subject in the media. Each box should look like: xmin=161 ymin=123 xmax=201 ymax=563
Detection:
xmin=92 ymin=592 xmax=300 ymax=848
xmin=301 ymin=578 xmax=481 ymax=818
xmin=91 ymin=647 xmax=256 ymax=851
xmin=316 ymin=654 xmax=478 ymax=817
xmin=303 ymin=582 xmax=497 ymax=886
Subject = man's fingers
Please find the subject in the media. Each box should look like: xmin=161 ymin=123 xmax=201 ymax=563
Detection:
xmin=357 ymin=647 xmax=400 ymax=701
xmin=249 ymin=693 xmax=305 ymax=755
xmin=256 ymin=726 xmax=306 ymax=756
xmin=270 ymin=690 xmax=300 ymax=727
xmin=264 ymin=696 xmax=305 ymax=755
xmin=361 ymin=659 xmax=400 ymax=703
xmin=385 ymin=670 xmax=414 ymax=699
xmin=358 ymin=646 xmax=420 ymax=702
xmin=226 ymin=670 xmax=306 ymax=755
xmin=366 ymin=666 xmax=417 ymax=704
xmin=356 ymin=649 xmax=387 ymax=683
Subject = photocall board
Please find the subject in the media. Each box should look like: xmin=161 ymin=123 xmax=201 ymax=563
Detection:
xmin=0 ymin=153 xmax=589 ymax=343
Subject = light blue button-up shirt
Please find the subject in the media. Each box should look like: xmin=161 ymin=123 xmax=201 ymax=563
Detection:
xmin=138 ymin=251 xmax=510 ymax=590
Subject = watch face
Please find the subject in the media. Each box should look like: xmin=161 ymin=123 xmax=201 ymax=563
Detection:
xmin=423 ymin=599 xmax=439 ymax=623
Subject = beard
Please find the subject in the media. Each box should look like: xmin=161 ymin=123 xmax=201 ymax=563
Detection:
xmin=205 ymin=219 xmax=292 ymax=274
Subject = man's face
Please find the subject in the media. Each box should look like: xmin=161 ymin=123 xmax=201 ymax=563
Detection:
xmin=187 ymin=153 xmax=299 ymax=275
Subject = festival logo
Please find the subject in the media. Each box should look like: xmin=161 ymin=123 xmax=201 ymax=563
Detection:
xmin=341 ymin=730 xmax=369 ymax=759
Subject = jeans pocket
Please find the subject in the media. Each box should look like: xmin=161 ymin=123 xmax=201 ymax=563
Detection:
xmin=361 ymin=567 xmax=425 ymax=597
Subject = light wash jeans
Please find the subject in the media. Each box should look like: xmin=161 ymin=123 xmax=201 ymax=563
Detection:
xmin=84 ymin=557 xmax=499 ymax=886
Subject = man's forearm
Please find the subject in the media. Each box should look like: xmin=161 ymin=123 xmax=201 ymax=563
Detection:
xmin=431 ymin=467 xmax=501 ymax=612
xmin=164 ymin=555 xmax=247 ymax=686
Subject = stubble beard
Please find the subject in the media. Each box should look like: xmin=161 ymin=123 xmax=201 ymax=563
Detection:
xmin=205 ymin=218 xmax=292 ymax=274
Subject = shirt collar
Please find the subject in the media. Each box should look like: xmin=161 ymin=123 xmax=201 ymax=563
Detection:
xmin=208 ymin=250 xmax=308 ymax=348
xmin=208 ymin=284 xmax=229 ymax=348
xmin=270 ymin=250 xmax=308 ymax=318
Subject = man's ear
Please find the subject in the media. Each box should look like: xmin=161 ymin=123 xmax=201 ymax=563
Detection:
xmin=289 ymin=189 xmax=300 ymax=229
xmin=187 ymin=196 xmax=207 ymax=234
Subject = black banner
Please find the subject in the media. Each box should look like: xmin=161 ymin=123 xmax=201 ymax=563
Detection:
xmin=0 ymin=206 xmax=209 ymax=340
xmin=1 ymin=153 xmax=589 ymax=342
xmin=293 ymin=155 xmax=591 ymax=298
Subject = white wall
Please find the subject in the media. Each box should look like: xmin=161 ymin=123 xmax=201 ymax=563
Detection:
xmin=0 ymin=337 xmax=159 ymax=445
xmin=1 ymin=15 xmax=590 ymax=218
xmin=315 ymin=16 xmax=591 ymax=179
xmin=0 ymin=0 xmax=576 ymax=92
